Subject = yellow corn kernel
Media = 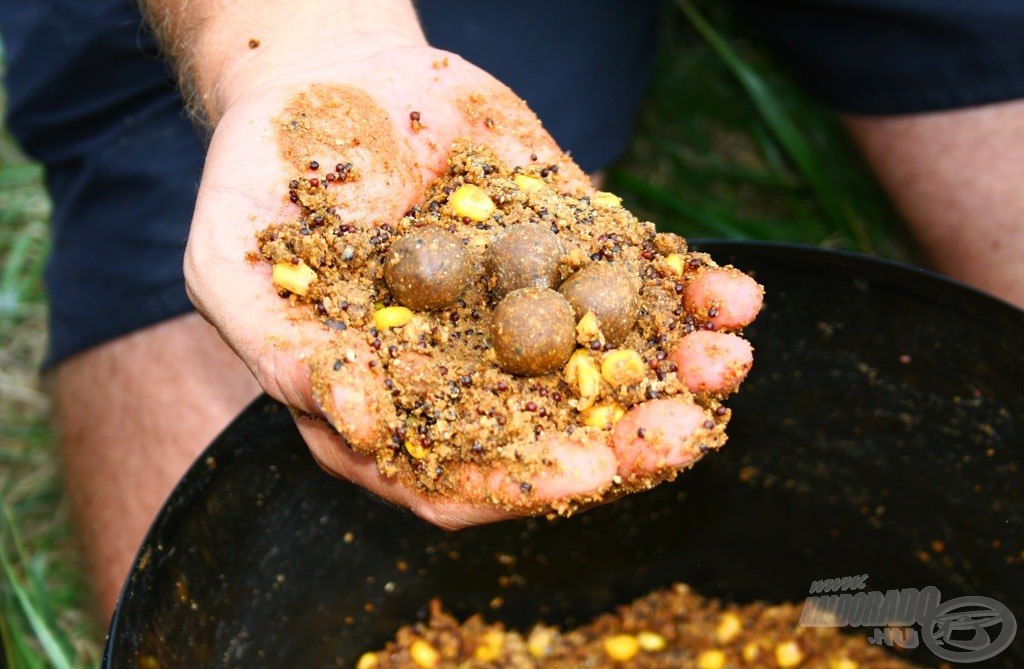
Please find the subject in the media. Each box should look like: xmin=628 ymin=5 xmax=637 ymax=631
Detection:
xmin=374 ymin=305 xmax=414 ymax=329
xmin=697 ymin=649 xmax=726 ymax=669
xmin=564 ymin=349 xmax=602 ymax=410
xmin=774 ymin=640 xmax=804 ymax=668
xmin=591 ymin=191 xmax=622 ymax=208
xmin=514 ymin=173 xmax=546 ymax=192
xmin=600 ymin=349 xmax=646 ymax=387
xmin=742 ymin=642 xmax=760 ymax=663
xmin=581 ymin=402 xmax=625 ymax=429
xmin=355 ymin=652 xmax=379 ymax=669
xmin=828 ymin=658 xmax=859 ymax=669
xmin=272 ymin=260 xmax=317 ymax=296
xmin=474 ymin=629 xmax=505 ymax=662
xmin=716 ymin=612 xmax=742 ymax=644
xmin=527 ymin=626 xmax=555 ymax=658
xmin=575 ymin=311 xmax=602 ymax=340
xmin=137 ymin=657 xmax=161 ymax=669
xmin=405 ymin=438 xmax=429 ymax=460
xmin=603 ymin=634 xmax=639 ymax=662
xmin=664 ymin=253 xmax=686 ymax=276
xmin=449 ymin=183 xmax=495 ymax=221
xmin=636 ymin=631 xmax=667 ymax=652
xmin=410 ymin=639 xmax=440 ymax=668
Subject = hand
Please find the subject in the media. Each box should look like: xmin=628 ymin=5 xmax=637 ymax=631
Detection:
xmin=183 ymin=40 xmax=761 ymax=528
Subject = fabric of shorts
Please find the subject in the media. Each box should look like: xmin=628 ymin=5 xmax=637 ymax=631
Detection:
xmin=0 ymin=0 xmax=661 ymax=368
xmin=731 ymin=0 xmax=1024 ymax=115
xmin=4 ymin=1 xmax=1024 ymax=368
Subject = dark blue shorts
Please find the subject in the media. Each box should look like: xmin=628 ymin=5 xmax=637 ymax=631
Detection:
xmin=2 ymin=0 xmax=1023 ymax=366
xmin=732 ymin=0 xmax=1024 ymax=115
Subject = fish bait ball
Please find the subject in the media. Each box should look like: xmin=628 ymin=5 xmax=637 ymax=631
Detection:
xmin=383 ymin=228 xmax=472 ymax=311
xmin=486 ymin=224 xmax=565 ymax=299
xmin=491 ymin=288 xmax=576 ymax=376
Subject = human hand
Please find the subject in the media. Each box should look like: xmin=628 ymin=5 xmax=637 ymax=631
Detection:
xmin=181 ymin=25 xmax=761 ymax=528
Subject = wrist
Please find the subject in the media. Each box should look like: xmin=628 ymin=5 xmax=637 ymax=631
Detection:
xmin=167 ymin=1 xmax=428 ymax=125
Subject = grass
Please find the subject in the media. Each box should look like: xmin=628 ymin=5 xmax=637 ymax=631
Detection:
xmin=0 ymin=2 xmax=911 ymax=667
xmin=0 ymin=131 xmax=104 ymax=668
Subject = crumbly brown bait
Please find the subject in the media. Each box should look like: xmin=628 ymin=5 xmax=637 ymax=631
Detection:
xmin=383 ymin=227 xmax=472 ymax=311
xmin=558 ymin=262 xmax=641 ymax=345
xmin=257 ymin=131 xmax=747 ymax=502
xmin=361 ymin=583 xmax=929 ymax=668
xmin=485 ymin=223 xmax=565 ymax=299
xmin=491 ymin=288 xmax=576 ymax=376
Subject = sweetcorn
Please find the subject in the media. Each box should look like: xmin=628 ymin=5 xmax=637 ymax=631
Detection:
xmin=272 ymin=259 xmax=317 ymax=296
xmin=603 ymin=634 xmax=639 ymax=662
xmin=600 ymin=349 xmax=646 ymax=387
xmin=581 ymin=402 xmax=625 ymax=429
xmin=449 ymin=183 xmax=495 ymax=221
xmin=513 ymin=173 xmax=546 ymax=192
xmin=409 ymin=640 xmax=439 ymax=668
xmin=374 ymin=305 xmax=414 ymax=329
xmin=591 ymin=191 xmax=622 ymax=208
xmin=564 ymin=349 xmax=602 ymax=410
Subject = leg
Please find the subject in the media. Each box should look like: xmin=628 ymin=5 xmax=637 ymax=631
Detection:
xmin=844 ymin=101 xmax=1024 ymax=308
xmin=54 ymin=313 xmax=260 ymax=620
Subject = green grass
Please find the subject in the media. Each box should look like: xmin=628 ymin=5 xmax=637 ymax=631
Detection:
xmin=0 ymin=133 xmax=103 ymax=668
xmin=0 ymin=3 xmax=911 ymax=667
xmin=607 ymin=1 xmax=912 ymax=260
xmin=0 ymin=141 xmax=103 ymax=667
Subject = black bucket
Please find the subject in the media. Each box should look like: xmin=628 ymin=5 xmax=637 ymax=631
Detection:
xmin=104 ymin=242 xmax=1023 ymax=668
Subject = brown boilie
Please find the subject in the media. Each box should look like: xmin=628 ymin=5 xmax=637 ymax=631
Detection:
xmin=491 ymin=287 xmax=576 ymax=376
xmin=383 ymin=227 xmax=472 ymax=311
xmin=559 ymin=262 xmax=641 ymax=345
xmin=485 ymin=223 xmax=565 ymax=299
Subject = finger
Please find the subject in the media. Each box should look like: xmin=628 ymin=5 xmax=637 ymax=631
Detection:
xmin=293 ymin=414 xmax=511 ymax=530
xmin=307 ymin=337 xmax=397 ymax=451
xmin=459 ymin=433 xmax=618 ymax=511
xmin=296 ymin=412 xmax=618 ymax=526
xmin=611 ymin=398 xmax=722 ymax=479
xmin=670 ymin=330 xmax=754 ymax=394
xmin=684 ymin=266 xmax=764 ymax=330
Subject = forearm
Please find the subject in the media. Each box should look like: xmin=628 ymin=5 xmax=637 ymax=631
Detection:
xmin=139 ymin=0 xmax=427 ymax=125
